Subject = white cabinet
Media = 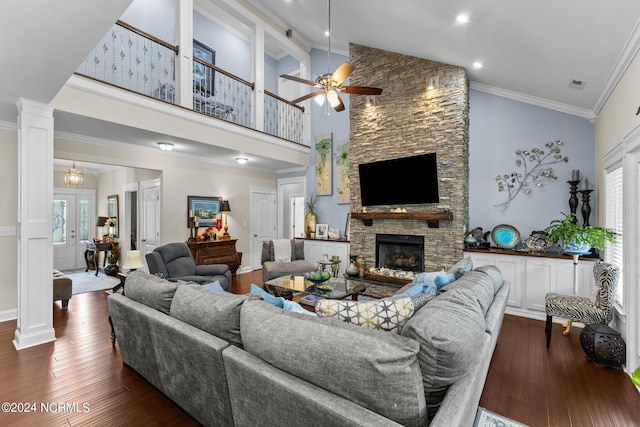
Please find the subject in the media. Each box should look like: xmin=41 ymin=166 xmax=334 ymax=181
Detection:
xmin=464 ymin=251 xmax=597 ymax=321
xmin=301 ymin=239 xmax=350 ymax=276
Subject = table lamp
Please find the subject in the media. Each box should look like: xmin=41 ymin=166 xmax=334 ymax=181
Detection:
xmin=221 ymin=200 xmax=231 ymax=238
xmin=96 ymin=216 xmax=109 ymax=241
xmin=122 ymin=250 xmax=144 ymax=272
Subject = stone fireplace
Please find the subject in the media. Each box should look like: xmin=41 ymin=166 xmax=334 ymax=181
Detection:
xmin=348 ymin=43 xmax=469 ymax=272
xmin=376 ymin=234 xmax=424 ymax=273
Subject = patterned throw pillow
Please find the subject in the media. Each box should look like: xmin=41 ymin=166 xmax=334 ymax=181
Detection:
xmin=154 ymin=272 xmax=166 ymax=279
xmin=411 ymin=287 xmax=437 ymax=311
xmin=315 ymin=297 xmax=414 ymax=333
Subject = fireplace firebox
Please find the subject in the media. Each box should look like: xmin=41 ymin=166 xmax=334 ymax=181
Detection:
xmin=375 ymin=234 xmax=424 ymax=273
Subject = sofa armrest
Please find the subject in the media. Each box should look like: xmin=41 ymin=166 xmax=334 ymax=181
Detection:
xmin=196 ymin=264 xmax=230 ymax=276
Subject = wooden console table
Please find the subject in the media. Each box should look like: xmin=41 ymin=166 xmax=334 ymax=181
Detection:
xmin=187 ymin=239 xmax=241 ymax=277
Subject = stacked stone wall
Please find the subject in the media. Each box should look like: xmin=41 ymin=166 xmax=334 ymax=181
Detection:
xmin=348 ymin=44 xmax=469 ymax=271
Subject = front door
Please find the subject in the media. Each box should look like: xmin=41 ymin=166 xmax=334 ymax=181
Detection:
xmin=251 ymin=189 xmax=277 ymax=270
xmin=53 ymin=192 xmax=92 ymax=270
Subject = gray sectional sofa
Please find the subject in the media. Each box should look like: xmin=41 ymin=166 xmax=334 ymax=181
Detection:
xmin=108 ymin=266 xmax=509 ymax=427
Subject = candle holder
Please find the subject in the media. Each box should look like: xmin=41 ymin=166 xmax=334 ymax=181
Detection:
xmin=579 ymin=189 xmax=594 ymax=226
xmin=568 ymin=180 xmax=580 ymax=222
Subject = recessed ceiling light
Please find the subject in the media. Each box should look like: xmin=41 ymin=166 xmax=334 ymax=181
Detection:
xmin=236 ymin=157 xmax=248 ymax=165
xmin=472 ymin=61 xmax=483 ymax=69
xmin=456 ymin=14 xmax=469 ymax=24
xmin=157 ymin=142 xmax=174 ymax=151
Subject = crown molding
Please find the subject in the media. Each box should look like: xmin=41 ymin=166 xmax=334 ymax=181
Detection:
xmin=592 ymin=18 xmax=640 ymax=116
xmin=470 ymin=81 xmax=596 ymax=120
xmin=0 ymin=120 xmax=17 ymax=130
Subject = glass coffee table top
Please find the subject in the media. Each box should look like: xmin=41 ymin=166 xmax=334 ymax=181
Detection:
xmin=265 ymin=275 xmax=367 ymax=299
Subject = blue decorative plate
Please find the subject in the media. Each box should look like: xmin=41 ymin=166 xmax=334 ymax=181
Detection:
xmin=491 ymin=224 xmax=521 ymax=249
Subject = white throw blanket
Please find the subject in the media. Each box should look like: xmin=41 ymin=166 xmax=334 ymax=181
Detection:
xmin=272 ymin=239 xmax=291 ymax=263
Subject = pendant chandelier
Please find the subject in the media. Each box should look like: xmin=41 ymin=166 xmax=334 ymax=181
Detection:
xmin=64 ymin=161 xmax=84 ymax=187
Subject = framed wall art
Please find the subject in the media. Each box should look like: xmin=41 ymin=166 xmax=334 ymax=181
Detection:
xmin=315 ymin=133 xmax=332 ymax=195
xmin=336 ymin=139 xmax=350 ymax=204
xmin=193 ymin=40 xmax=216 ymax=96
xmin=187 ymin=195 xmax=222 ymax=227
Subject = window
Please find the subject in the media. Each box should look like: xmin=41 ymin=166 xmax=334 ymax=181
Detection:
xmin=52 ymin=199 xmax=67 ymax=245
xmin=604 ymin=166 xmax=623 ymax=306
xmin=79 ymin=200 xmax=89 ymax=241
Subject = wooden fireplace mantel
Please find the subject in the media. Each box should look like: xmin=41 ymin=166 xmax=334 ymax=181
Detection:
xmin=351 ymin=211 xmax=453 ymax=228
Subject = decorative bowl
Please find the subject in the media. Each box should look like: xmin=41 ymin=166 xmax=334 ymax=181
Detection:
xmin=304 ymin=272 xmax=330 ymax=285
xmin=526 ymin=231 xmax=552 ymax=252
xmin=491 ymin=224 xmax=521 ymax=249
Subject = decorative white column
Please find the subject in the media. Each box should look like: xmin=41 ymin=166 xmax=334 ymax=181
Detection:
xmin=175 ymin=0 xmax=193 ymax=109
xmin=252 ymin=24 xmax=265 ymax=132
xmin=14 ymin=98 xmax=56 ymax=350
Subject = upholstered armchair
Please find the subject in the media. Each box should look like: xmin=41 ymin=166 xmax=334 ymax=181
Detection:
xmin=261 ymin=239 xmax=315 ymax=285
xmin=545 ymin=261 xmax=620 ymax=347
xmin=146 ymin=242 xmax=232 ymax=291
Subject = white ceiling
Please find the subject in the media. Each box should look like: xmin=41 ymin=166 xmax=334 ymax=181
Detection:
xmin=2 ymin=0 xmax=640 ymax=173
xmin=251 ymin=0 xmax=640 ymax=116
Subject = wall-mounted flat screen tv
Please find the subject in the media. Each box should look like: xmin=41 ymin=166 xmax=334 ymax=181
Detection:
xmin=358 ymin=153 xmax=439 ymax=206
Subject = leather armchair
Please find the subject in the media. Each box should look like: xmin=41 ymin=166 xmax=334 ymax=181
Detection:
xmin=146 ymin=242 xmax=232 ymax=291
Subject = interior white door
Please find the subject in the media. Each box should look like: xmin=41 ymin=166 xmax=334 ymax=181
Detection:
xmin=140 ymin=180 xmax=160 ymax=268
xmin=251 ymin=190 xmax=277 ymax=270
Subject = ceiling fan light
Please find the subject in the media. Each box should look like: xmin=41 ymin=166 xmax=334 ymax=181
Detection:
xmin=327 ymin=89 xmax=340 ymax=107
xmin=314 ymin=93 xmax=326 ymax=106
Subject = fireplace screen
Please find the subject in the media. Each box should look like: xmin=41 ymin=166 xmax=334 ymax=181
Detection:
xmin=375 ymin=234 xmax=424 ymax=273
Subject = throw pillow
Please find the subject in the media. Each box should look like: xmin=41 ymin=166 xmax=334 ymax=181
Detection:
xmin=250 ymin=284 xmax=284 ymax=308
xmin=410 ymin=287 xmax=437 ymax=311
xmin=154 ymin=272 xmax=166 ymax=279
xmin=203 ymin=281 xmax=224 ymax=292
xmin=282 ymin=299 xmax=316 ymax=316
xmin=447 ymin=256 xmax=473 ymax=279
xmin=315 ymin=297 xmax=414 ymax=333
xmin=434 ymin=272 xmax=456 ymax=290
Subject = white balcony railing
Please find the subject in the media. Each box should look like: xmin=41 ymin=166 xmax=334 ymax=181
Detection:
xmin=76 ymin=20 xmax=305 ymax=145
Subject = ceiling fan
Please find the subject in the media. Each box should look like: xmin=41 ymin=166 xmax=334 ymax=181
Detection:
xmin=280 ymin=0 xmax=382 ymax=112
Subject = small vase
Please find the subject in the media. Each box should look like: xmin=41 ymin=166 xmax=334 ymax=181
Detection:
xmin=304 ymin=211 xmax=317 ymax=238
xmin=346 ymin=261 xmax=358 ymax=277
xmin=356 ymin=255 xmax=366 ymax=278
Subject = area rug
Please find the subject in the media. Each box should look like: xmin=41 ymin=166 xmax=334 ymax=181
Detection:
xmin=61 ymin=269 xmax=120 ymax=295
xmin=473 ymin=407 xmax=529 ymax=427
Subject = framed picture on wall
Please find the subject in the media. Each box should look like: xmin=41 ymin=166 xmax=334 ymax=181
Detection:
xmin=193 ymin=40 xmax=216 ymax=96
xmin=187 ymin=196 xmax=222 ymax=227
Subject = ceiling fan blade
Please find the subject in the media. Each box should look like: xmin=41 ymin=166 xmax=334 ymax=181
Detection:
xmin=332 ymin=94 xmax=345 ymax=112
xmin=280 ymin=74 xmax=320 ymax=87
xmin=340 ymin=86 xmax=383 ymax=95
xmin=291 ymin=91 xmax=324 ymax=104
xmin=331 ymin=62 xmax=355 ymax=86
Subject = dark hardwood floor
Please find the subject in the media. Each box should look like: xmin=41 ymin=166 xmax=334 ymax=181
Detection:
xmin=0 ymin=270 xmax=637 ymax=426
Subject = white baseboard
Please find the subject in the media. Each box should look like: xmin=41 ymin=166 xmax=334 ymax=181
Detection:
xmin=0 ymin=308 xmax=17 ymax=323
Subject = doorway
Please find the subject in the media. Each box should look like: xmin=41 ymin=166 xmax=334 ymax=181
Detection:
xmin=277 ymin=176 xmax=306 ymax=239
xmin=53 ymin=189 xmax=95 ymax=271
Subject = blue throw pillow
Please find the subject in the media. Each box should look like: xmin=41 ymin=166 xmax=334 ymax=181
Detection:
xmin=434 ymin=273 xmax=456 ymax=290
xmin=250 ymin=284 xmax=284 ymax=308
xmin=282 ymin=299 xmax=317 ymax=316
xmin=203 ymin=281 xmax=224 ymax=292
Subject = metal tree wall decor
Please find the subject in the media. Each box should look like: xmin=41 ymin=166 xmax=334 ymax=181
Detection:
xmin=495 ymin=140 xmax=569 ymax=211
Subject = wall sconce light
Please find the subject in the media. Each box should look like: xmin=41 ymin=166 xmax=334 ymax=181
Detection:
xmin=427 ymin=76 xmax=440 ymax=90
xmin=157 ymin=142 xmax=174 ymax=151
xmin=365 ymin=96 xmax=376 ymax=107
xmin=236 ymin=157 xmax=248 ymax=165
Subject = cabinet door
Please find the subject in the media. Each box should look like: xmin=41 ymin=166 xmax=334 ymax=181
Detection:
xmin=465 ymin=252 xmax=494 ymax=268
xmin=303 ymin=240 xmax=323 ymax=268
xmin=525 ymin=258 xmax=556 ymax=312
xmin=493 ymin=256 xmax=523 ymax=308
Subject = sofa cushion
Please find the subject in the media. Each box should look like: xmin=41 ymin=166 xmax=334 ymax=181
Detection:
xmin=401 ymin=287 xmax=486 ymax=422
xmin=473 ymin=265 xmax=504 ymax=294
xmin=447 ymin=256 xmax=473 ymax=279
xmin=441 ymin=270 xmax=495 ymax=315
xmin=125 ymin=270 xmax=179 ymax=315
xmin=170 ymin=283 xmax=256 ymax=347
xmin=316 ymin=297 xmax=414 ymax=333
xmin=240 ymin=299 xmax=427 ymax=426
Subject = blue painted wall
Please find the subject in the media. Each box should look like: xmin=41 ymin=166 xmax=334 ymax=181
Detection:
xmin=305 ymin=48 xmax=351 ymax=237
xmin=469 ymin=89 xmax=594 ymax=241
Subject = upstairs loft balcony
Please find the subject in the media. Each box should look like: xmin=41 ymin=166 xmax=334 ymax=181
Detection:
xmin=75 ymin=20 xmax=306 ymax=147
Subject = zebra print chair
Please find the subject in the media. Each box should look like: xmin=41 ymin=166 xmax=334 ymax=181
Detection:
xmin=545 ymin=261 xmax=619 ymax=347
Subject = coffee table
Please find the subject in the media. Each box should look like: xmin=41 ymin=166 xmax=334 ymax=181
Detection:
xmin=265 ymin=275 xmax=367 ymax=302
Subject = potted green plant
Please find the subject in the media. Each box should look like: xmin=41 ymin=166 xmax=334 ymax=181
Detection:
xmin=544 ymin=213 xmax=616 ymax=253
xmin=104 ymin=244 xmax=121 ymax=276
